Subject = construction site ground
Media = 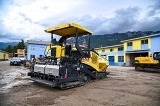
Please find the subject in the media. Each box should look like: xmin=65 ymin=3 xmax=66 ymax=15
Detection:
xmin=0 ymin=61 xmax=160 ymax=106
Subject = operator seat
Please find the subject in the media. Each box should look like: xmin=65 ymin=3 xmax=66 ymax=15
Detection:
xmin=65 ymin=45 xmax=71 ymax=56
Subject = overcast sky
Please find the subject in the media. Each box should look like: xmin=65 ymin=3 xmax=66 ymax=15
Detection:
xmin=0 ymin=0 xmax=160 ymax=42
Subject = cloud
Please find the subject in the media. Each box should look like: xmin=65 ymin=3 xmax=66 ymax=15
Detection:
xmin=0 ymin=0 xmax=87 ymax=42
xmin=75 ymin=6 xmax=160 ymax=34
xmin=75 ymin=7 xmax=140 ymax=34
xmin=147 ymin=0 xmax=160 ymax=16
xmin=0 ymin=0 xmax=160 ymax=42
xmin=99 ymin=7 xmax=140 ymax=33
xmin=135 ymin=17 xmax=160 ymax=31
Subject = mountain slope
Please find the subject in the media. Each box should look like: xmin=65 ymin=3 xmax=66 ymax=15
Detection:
xmin=0 ymin=42 xmax=18 ymax=49
xmin=70 ymin=31 xmax=160 ymax=48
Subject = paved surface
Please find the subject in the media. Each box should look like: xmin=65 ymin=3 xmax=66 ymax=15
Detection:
xmin=0 ymin=61 xmax=160 ymax=106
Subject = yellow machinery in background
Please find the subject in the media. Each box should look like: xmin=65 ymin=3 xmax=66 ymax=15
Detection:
xmin=134 ymin=52 xmax=160 ymax=71
xmin=28 ymin=22 xmax=109 ymax=89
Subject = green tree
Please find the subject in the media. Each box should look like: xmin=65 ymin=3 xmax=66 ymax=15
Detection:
xmin=5 ymin=45 xmax=13 ymax=53
xmin=17 ymin=39 xmax=25 ymax=49
xmin=13 ymin=46 xmax=17 ymax=53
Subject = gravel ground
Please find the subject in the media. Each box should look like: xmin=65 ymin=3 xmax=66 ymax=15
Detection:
xmin=0 ymin=61 xmax=160 ymax=106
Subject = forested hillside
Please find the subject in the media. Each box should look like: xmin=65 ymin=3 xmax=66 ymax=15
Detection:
xmin=0 ymin=42 xmax=17 ymax=49
xmin=68 ymin=31 xmax=160 ymax=48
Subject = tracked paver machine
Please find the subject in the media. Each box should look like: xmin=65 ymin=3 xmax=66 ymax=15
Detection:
xmin=134 ymin=52 xmax=160 ymax=72
xmin=28 ymin=22 xmax=109 ymax=88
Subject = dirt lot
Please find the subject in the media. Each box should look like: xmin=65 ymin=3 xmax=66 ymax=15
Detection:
xmin=0 ymin=61 xmax=160 ymax=106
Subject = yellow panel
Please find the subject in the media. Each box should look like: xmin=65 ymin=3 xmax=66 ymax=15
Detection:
xmin=45 ymin=22 xmax=92 ymax=37
xmin=97 ymin=49 xmax=101 ymax=53
xmin=61 ymin=47 xmax=65 ymax=57
xmin=148 ymin=38 xmax=151 ymax=48
xmin=56 ymin=46 xmax=62 ymax=58
xmin=82 ymin=51 xmax=109 ymax=72
xmin=114 ymin=47 xmax=118 ymax=52
xmin=124 ymin=42 xmax=127 ymax=50
xmin=115 ymin=55 xmax=118 ymax=62
xmin=98 ymin=48 xmax=103 ymax=52
xmin=133 ymin=40 xmax=141 ymax=50
xmin=106 ymin=48 xmax=110 ymax=52
xmin=46 ymin=45 xmax=65 ymax=58
xmin=124 ymin=38 xmax=150 ymax=50
xmin=96 ymin=50 xmax=99 ymax=53
xmin=148 ymin=52 xmax=151 ymax=57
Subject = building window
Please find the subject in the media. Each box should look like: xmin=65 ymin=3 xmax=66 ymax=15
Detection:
xmin=30 ymin=46 xmax=35 ymax=50
xmin=118 ymin=47 xmax=124 ymax=51
xmin=30 ymin=55 xmax=35 ymax=59
xmin=102 ymin=49 xmax=105 ymax=52
xmin=118 ymin=56 xmax=124 ymax=62
xmin=40 ymin=47 xmax=45 ymax=51
xmin=141 ymin=39 xmax=148 ymax=49
xmin=141 ymin=39 xmax=148 ymax=44
xmin=127 ymin=42 xmax=132 ymax=50
xmin=110 ymin=48 xmax=113 ymax=52
xmin=127 ymin=42 xmax=132 ymax=46
xmin=39 ymin=55 xmax=43 ymax=58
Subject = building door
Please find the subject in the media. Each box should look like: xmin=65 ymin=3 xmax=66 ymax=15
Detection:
xmin=108 ymin=56 xmax=114 ymax=66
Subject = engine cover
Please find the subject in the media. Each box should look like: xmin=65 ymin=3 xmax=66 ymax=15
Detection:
xmin=34 ymin=64 xmax=46 ymax=74
xmin=45 ymin=65 xmax=59 ymax=76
